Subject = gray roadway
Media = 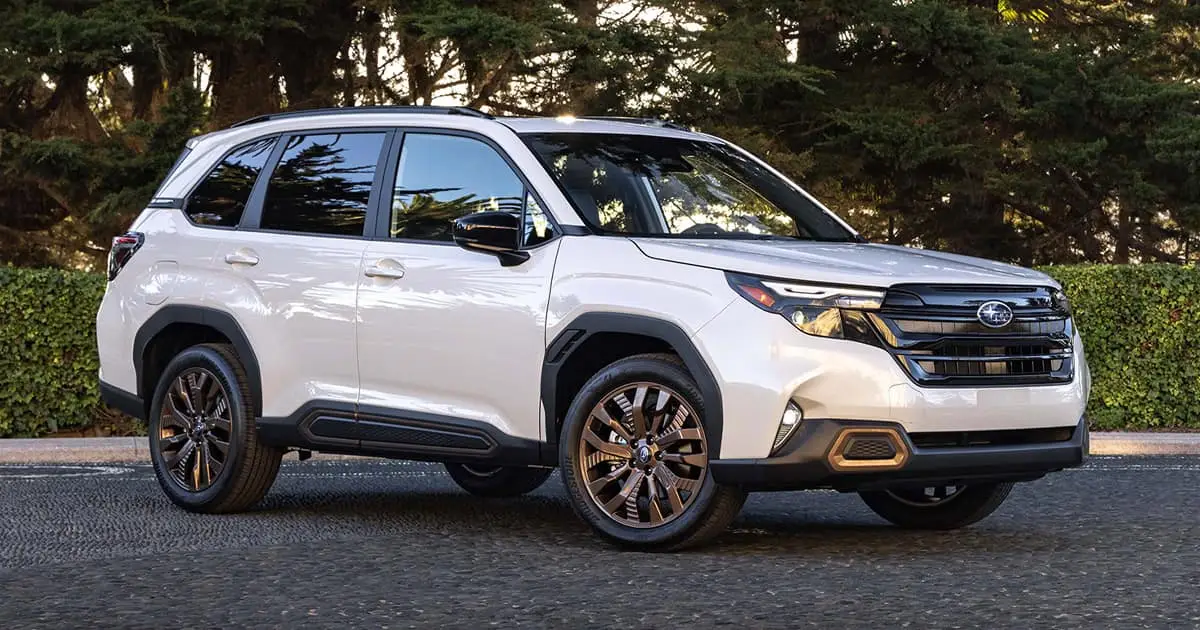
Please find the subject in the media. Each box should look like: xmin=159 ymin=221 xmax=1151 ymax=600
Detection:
xmin=0 ymin=457 xmax=1197 ymax=629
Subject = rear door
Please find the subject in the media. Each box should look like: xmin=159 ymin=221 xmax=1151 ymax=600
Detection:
xmin=355 ymin=130 xmax=562 ymax=445
xmin=209 ymin=129 xmax=392 ymax=421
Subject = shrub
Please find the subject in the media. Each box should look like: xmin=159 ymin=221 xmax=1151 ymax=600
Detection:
xmin=0 ymin=264 xmax=1196 ymax=436
xmin=1040 ymin=264 xmax=1200 ymax=430
xmin=0 ymin=267 xmax=108 ymax=437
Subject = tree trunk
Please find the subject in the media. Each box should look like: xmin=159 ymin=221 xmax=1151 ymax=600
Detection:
xmin=1114 ymin=202 xmax=1131 ymax=263
xmin=37 ymin=71 xmax=107 ymax=142
xmin=210 ymin=45 xmax=279 ymax=128
xmin=362 ymin=9 xmax=383 ymax=105
xmin=562 ymin=0 xmax=601 ymax=113
xmin=277 ymin=2 xmax=357 ymax=111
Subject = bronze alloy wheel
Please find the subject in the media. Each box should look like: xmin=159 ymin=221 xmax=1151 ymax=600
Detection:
xmin=885 ymin=485 xmax=965 ymax=507
xmin=156 ymin=367 xmax=233 ymax=492
xmin=578 ymin=381 xmax=708 ymax=529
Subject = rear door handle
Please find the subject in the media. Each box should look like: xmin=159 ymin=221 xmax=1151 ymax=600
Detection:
xmin=224 ymin=250 xmax=260 ymax=266
xmin=364 ymin=259 xmax=405 ymax=279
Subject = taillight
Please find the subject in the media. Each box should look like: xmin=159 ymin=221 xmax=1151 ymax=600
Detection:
xmin=107 ymin=232 xmax=144 ymax=281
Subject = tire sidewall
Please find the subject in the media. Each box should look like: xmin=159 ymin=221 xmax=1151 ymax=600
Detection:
xmin=860 ymin=482 xmax=1013 ymax=529
xmin=148 ymin=345 xmax=250 ymax=508
xmin=558 ymin=356 xmax=722 ymax=548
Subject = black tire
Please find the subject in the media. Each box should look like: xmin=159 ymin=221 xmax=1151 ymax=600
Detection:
xmin=148 ymin=343 xmax=283 ymax=513
xmin=559 ymin=353 xmax=746 ymax=551
xmin=859 ymin=482 xmax=1014 ymax=529
xmin=444 ymin=464 xmax=554 ymax=498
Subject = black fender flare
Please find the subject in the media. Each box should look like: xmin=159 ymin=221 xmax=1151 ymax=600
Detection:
xmin=133 ymin=305 xmax=262 ymax=413
xmin=541 ymin=312 xmax=724 ymax=455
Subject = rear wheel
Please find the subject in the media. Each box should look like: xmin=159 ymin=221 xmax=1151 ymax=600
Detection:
xmin=444 ymin=463 xmax=553 ymax=497
xmin=859 ymin=482 xmax=1014 ymax=529
xmin=148 ymin=343 xmax=282 ymax=513
xmin=559 ymin=354 xmax=745 ymax=551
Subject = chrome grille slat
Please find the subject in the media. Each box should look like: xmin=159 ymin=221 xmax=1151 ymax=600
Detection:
xmin=910 ymin=353 xmax=1065 ymax=362
xmin=891 ymin=318 xmax=1067 ymax=336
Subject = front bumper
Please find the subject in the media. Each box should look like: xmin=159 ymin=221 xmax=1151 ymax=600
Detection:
xmin=692 ymin=297 xmax=1091 ymax=460
xmin=710 ymin=416 xmax=1087 ymax=492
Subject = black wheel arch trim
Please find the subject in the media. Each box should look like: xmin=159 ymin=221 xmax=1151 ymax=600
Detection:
xmin=132 ymin=305 xmax=263 ymax=416
xmin=540 ymin=312 xmax=724 ymax=455
xmin=99 ymin=381 xmax=145 ymax=420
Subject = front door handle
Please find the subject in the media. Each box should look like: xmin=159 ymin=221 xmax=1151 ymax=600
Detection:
xmin=224 ymin=250 xmax=260 ymax=266
xmin=364 ymin=259 xmax=405 ymax=279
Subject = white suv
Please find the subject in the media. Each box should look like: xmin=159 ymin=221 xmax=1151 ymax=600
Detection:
xmin=97 ymin=107 xmax=1089 ymax=550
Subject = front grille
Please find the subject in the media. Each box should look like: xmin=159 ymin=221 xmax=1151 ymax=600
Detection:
xmin=870 ymin=284 xmax=1075 ymax=387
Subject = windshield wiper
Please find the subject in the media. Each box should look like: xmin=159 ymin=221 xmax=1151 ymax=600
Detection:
xmin=719 ymin=232 xmax=795 ymax=241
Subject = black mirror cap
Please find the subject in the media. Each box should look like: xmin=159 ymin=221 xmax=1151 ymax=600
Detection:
xmin=452 ymin=211 xmax=530 ymax=267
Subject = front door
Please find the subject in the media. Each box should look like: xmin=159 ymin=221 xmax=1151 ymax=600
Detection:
xmin=356 ymin=131 xmax=561 ymax=443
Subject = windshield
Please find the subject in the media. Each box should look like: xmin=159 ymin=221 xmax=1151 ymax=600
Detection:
xmin=522 ymin=133 xmax=856 ymax=241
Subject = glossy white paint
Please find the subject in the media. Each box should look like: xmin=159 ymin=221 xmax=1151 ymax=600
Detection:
xmin=691 ymin=297 xmax=1089 ymax=459
xmin=96 ymin=208 xmax=223 ymax=394
xmin=207 ymin=230 xmax=364 ymax=417
xmin=356 ymin=241 xmax=561 ymax=441
xmin=546 ymin=237 xmax=736 ymax=344
xmin=96 ymin=111 xmax=1090 ymax=471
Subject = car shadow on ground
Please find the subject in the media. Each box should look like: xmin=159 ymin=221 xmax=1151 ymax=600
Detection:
xmin=247 ymin=487 xmax=1074 ymax=557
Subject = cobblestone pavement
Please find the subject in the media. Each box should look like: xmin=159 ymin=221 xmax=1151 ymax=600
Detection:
xmin=1 ymin=456 xmax=1197 ymax=628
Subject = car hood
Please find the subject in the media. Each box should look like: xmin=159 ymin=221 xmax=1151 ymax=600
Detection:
xmin=631 ymin=238 xmax=1058 ymax=288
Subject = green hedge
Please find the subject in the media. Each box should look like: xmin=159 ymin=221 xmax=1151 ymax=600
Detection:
xmin=0 ymin=264 xmax=1196 ymax=437
xmin=0 ymin=267 xmax=107 ymax=437
xmin=1040 ymin=264 xmax=1200 ymax=430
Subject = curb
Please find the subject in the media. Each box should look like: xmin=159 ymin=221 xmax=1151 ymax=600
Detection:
xmin=1087 ymin=432 xmax=1200 ymax=456
xmin=0 ymin=437 xmax=367 ymax=465
xmin=0 ymin=433 xmax=1197 ymax=464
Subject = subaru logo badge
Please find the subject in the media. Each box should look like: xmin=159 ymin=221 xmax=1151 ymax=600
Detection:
xmin=976 ymin=300 xmax=1014 ymax=328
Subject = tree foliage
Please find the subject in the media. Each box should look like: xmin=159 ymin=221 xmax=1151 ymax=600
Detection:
xmin=0 ymin=0 xmax=1197 ymax=268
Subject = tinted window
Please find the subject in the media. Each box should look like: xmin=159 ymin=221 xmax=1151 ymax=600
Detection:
xmin=390 ymin=134 xmax=524 ymax=241
xmin=186 ymin=138 xmax=276 ymax=227
xmin=523 ymin=133 xmax=856 ymax=241
xmin=260 ymin=132 xmax=386 ymax=236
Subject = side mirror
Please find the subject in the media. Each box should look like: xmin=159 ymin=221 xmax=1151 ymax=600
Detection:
xmin=452 ymin=211 xmax=530 ymax=267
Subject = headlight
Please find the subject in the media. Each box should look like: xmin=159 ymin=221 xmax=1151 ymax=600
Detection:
xmin=1051 ymin=288 xmax=1072 ymax=315
xmin=727 ymin=272 xmax=885 ymax=344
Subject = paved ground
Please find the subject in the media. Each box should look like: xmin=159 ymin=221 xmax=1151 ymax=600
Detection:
xmin=0 ymin=457 xmax=1197 ymax=629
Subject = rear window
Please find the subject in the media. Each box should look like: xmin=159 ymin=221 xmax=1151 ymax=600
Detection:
xmin=185 ymin=138 xmax=277 ymax=227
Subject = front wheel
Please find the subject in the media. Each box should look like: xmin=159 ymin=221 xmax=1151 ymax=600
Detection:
xmin=559 ymin=354 xmax=746 ymax=551
xmin=859 ymin=482 xmax=1014 ymax=529
xmin=444 ymin=463 xmax=553 ymax=497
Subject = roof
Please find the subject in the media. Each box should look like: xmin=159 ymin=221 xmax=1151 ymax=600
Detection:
xmin=216 ymin=106 xmax=713 ymax=142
